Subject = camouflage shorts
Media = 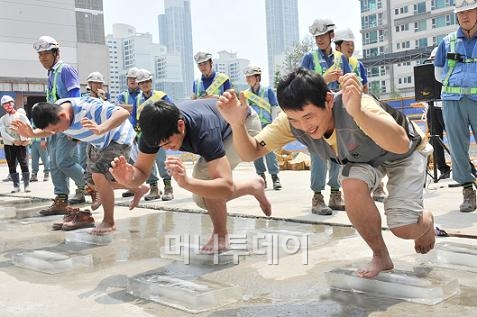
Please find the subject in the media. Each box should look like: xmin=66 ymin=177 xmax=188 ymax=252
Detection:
xmin=85 ymin=142 xmax=131 ymax=184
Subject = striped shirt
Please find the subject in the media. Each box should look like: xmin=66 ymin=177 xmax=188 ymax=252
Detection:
xmin=56 ymin=96 xmax=135 ymax=149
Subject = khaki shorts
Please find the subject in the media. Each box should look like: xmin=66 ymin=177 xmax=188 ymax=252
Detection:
xmin=85 ymin=142 xmax=131 ymax=184
xmin=339 ymin=148 xmax=429 ymax=229
xmin=192 ymin=110 xmax=261 ymax=209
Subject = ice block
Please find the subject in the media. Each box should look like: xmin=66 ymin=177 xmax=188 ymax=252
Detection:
xmin=324 ymin=267 xmax=459 ymax=305
xmin=160 ymin=242 xmax=249 ymax=265
xmin=64 ymin=228 xmax=113 ymax=246
xmin=127 ymin=271 xmax=241 ymax=313
xmin=422 ymin=242 xmax=477 ymax=272
xmin=12 ymin=250 xmax=93 ymax=274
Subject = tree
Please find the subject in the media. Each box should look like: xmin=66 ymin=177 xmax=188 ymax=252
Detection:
xmin=277 ymin=36 xmax=314 ymax=81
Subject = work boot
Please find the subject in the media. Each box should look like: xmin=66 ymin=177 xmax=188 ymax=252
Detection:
xmin=62 ymin=209 xmax=95 ymax=231
xmin=272 ymin=174 xmax=282 ymax=190
xmin=30 ymin=173 xmax=38 ymax=182
xmin=2 ymin=174 xmax=11 ymax=182
xmin=43 ymin=172 xmax=49 ymax=182
xmin=122 ymin=190 xmax=134 ymax=198
xmin=329 ymin=191 xmax=345 ymax=210
xmin=372 ymin=183 xmax=386 ymax=202
xmin=90 ymin=190 xmax=102 ymax=211
xmin=10 ymin=173 xmax=20 ymax=193
xmin=259 ymin=173 xmax=267 ymax=189
xmin=311 ymin=193 xmax=332 ymax=215
xmin=145 ymin=183 xmax=161 ymax=201
xmin=40 ymin=197 xmax=69 ymax=216
xmin=68 ymin=188 xmax=86 ymax=205
xmin=52 ymin=207 xmax=80 ymax=230
xmin=162 ymin=184 xmax=174 ymax=201
xmin=22 ymin=172 xmax=31 ymax=193
xmin=460 ymin=187 xmax=476 ymax=213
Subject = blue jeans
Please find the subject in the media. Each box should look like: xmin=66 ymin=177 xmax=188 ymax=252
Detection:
xmin=310 ymin=152 xmax=340 ymax=191
xmin=442 ymin=97 xmax=477 ymax=184
xmin=76 ymin=141 xmax=88 ymax=170
xmin=254 ymin=151 xmax=279 ymax=175
xmin=30 ymin=141 xmax=50 ymax=173
xmin=48 ymin=133 xmax=86 ymax=196
xmin=147 ymin=147 xmax=171 ymax=185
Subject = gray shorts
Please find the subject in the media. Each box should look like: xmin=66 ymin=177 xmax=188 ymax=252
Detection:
xmin=339 ymin=148 xmax=429 ymax=229
xmin=191 ymin=109 xmax=262 ymax=208
xmin=85 ymin=142 xmax=131 ymax=184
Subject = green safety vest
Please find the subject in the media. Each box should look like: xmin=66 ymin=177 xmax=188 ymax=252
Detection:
xmin=442 ymin=31 xmax=477 ymax=95
xmin=195 ymin=73 xmax=229 ymax=98
xmin=349 ymin=56 xmax=363 ymax=82
xmin=136 ymin=90 xmax=166 ymax=122
xmin=243 ymin=88 xmax=271 ymax=125
xmin=312 ymin=50 xmax=343 ymax=76
xmin=46 ymin=63 xmax=64 ymax=103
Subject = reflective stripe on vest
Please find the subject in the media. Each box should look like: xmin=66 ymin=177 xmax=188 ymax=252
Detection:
xmin=47 ymin=63 xmax=64 ymax=103
xmin=349 ymin=56 xmax=363 ymax=82
xmin=442 ymin=31 xmax=477 ymax=94
xmin=136 ymin=90 xmax=166 ymax=122
xmin=312 ymin=50 xmax=343 ymax=75
xmin=243 ymin=89 xmax=271 ymax=125
xmin=196 ymin=73 xmax=228 ymax=97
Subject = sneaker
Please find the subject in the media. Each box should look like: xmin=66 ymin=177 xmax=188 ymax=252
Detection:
xmin=329 ymin=191 xmax=345 ymax=210
xmin=460 ymin=187 xmax=476 ymax=213
xmin=68 ymin=188 xmax=86 ymax=205
xmin=259 ymin=173 xmax=267 ymax=189
xmin=311 ymin=193 xmax=332 ymax=215
xmin=272 ymin=175 xmax=282 ymax=190
xmin=52 ymin=207 xmax=80 ymax=230
xmin=145 ymin=183 xmax=161 ymax=201
xmin=122 ymin=190 xmax=134 ymax=198
xmin=40 ymin=197 xmax=69 ymax=216
xmin=61 ymin=209 xmax=95 ymax=231
xmin=372 ymin=183 xmax=386 ymax=202
xmin=162 ymin=185 xmax=174 ymax=201
xmin=30 ymin=173 xmax=38 ymax=182
xmin=43 ymin=172 xmax=49 ymax=182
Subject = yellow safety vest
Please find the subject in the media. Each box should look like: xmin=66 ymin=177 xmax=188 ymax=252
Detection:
xmin=195 ymin=73 xmax=229 ymax=98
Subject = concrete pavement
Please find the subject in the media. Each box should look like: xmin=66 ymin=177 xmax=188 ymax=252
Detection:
xmin=0 ymin=161 xmax=477 ymax=316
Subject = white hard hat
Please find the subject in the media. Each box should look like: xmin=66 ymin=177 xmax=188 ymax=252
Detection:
xmin=136 ymin=69 xmax=153 ymax=83
xmin=334 ymin=28 xmax=355 ymax=42
xmin=1 ymin=95 xmax=14 ymax=105
xmin=33 ymin=35 xmax=60 ymax=52
xmin=87 ymin=72 xmax=105 ymax=83
xmin=243 ymin=65 xmax=262 ymax=76
xmin=194 ymin=51 xmax=213 ymax=64
xmin=126 ymin=67 xmax=139 ymax=78
xmin=455 ymin=0 xmax=477 ymax=13
xmin=309 ymin=19 xmax=335 ymax=36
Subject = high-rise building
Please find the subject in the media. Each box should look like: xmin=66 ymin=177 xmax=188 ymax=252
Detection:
xmin=106 ymin=23 xmax=184 ymax=102
xmin=0 ymin=0 xmax=108 ymax=112
xmin=158 ymin=0 xmax=194 ymax=99
xmin=360 ymin=0 xmax=456 ymax=99
xmin=213 ymin=51 xmax=249 ymax=93
xmin=265 ymin=0 xmax=299 ymax=85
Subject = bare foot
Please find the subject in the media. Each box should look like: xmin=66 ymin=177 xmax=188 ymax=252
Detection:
xmin=414 ymin=210 xmax=435 ymax=254
xmin=357 ymin=255 xmax=394 ymax=278
xmin=200 ymin=234 xmax=229 ymax=254
xmin=129 ymin=184 xmax=150 ymax=210
xmin=91 ymin=221 xmax=116 ymax=235
xmin=254 ymin=176 xmax=272 ymax=216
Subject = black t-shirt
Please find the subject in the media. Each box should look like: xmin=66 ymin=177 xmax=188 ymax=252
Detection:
xmin=138 ymin=98 xmax=235 ymax=162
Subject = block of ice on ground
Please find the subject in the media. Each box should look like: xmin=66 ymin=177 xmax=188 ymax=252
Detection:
xmin=64 ymin=228 xmax=113 ymax=246
xmin=127 ymin=270 xmax=241 ymax=313
xmin=421 ymin=242 xmax=477 ymax=272
xmin=12 ymin=250 xmax=93 ymax=274
xmin=160 ymin=242 xmax=248 ymax=265
xmin=324 ymin=267 xmax=459 ymax=305
xmin=0 ymin=207 xmax=16 ymax=219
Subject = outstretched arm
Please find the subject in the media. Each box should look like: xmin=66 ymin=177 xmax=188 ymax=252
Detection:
xmin=217 ymin=90 xmax=268 ymax=161
xmin=110 ymin=151 xmax=157 ymax=187
xmin=81 ymin=107 xmax=130 ymax=135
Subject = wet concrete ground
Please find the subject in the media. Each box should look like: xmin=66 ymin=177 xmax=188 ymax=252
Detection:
xmin=0 ymin=162 xmax=477 ymax=316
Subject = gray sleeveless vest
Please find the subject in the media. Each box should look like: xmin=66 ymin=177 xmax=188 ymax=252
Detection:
xmin=290 ymin=94 xmax=422 ymax=167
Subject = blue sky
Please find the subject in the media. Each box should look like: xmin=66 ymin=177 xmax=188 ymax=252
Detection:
xmin=103 ymin=0 xmax=362 ymax=84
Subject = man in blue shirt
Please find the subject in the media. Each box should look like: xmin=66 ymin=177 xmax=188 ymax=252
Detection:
xmin=434 ymin=0 xmax=477 ymax=212
xmin=110 ymin=98 xmax=270 ymax=252
xmin=33 ymin=35 xmax=86 ymax=215
xmin=191 ymin=52 xmax=231 ymax=99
